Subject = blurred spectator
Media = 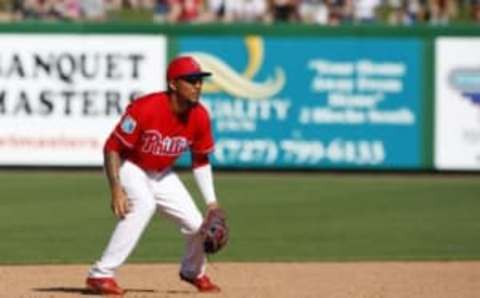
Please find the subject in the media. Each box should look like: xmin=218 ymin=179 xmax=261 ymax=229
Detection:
xmin=267 ymin=0 xmax=300 ymax=22
xmin=388 ymin=2 xmax=410 ymax=25
xmin=387 ymin=0 xmax=428 ymax=25
xmin=353 ymin=0 xmax=382 ymax=23
xmin=326 ymin=0 xmax=353 ymax=25
xmin=219 ymin=0 xmax=268 ymax=22
xmin=10 ymin=0 xmax=25 ymax=20
xmin=427 ymin=0 xmax=457 ymax=25
xmin=43 ymin=0 xmax=61 ymax=20
xmin=387 ymin=0 xmax=411 ymax=25
xmin=41 ymin=0 xmax=82 ymax=21
xmin=16 ymin=0 xmax=63 ymax=21
xmin=409 ymin=0 xmax=427 ymax=23
xmin=105 ymin=0 xmax=123 ymax=11
xmin=153 ymin=0 xmax=170 ymax=22
xmin=204 ymin=0 xmax=224 ymax=21
xmin=472 ymin=0 xmax=480 ymax=22
xmin=80 ymin=0 xmax=106 ymax=21
xmin=0 ymin=0 xmax=10 ymax=20
xmin=20 ymin=0 xmax=43 ymax=19
xmin=299 ymin=0 xmax=329 ymax=24
xmin=167 ymin=0 xmax=206 ymax=23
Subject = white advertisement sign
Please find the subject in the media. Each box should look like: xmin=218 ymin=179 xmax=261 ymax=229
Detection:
xmin=0 ymin=34 xmax=166 ymax=166
xmin=435 ymin=38 xmax=480 ymax=170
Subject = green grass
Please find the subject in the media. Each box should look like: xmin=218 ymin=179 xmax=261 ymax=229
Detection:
xmin=0 ymin=171 xmax=479 ymax=264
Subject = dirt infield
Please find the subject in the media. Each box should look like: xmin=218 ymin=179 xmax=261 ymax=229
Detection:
xmin=1 ymin=262 xmax=479 ymax=297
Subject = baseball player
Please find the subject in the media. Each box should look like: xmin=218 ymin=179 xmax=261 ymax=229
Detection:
xmin=86 ymin=56 xmax=221 ymax=295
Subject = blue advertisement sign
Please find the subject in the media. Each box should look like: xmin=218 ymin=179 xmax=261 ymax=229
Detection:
xmin=177 ymin=37 xmax=423 ymax=169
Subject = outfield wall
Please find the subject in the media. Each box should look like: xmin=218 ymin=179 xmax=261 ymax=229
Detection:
xmin=0 ymin=23 xmax=478 ymax=170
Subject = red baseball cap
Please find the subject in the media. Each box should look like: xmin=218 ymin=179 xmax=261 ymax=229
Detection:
xmin=166 ymin=56 xmax=212 ymax=81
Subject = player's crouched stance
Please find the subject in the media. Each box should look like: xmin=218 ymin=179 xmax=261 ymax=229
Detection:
xmin=85 ymin=56 xmax=222 ymax=295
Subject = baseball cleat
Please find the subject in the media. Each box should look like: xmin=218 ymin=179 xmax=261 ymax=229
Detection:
xmin=180 ymin=273 xmax=221 ymax=293
xmin=86 ymin=277 xmax=125 ymax=295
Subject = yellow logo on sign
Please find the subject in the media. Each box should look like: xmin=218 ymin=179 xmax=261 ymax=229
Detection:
xmin=183 ymin=36 xmax=286 ymax=100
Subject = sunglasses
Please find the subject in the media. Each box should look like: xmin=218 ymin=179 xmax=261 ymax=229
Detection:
xmin=179 ymin=76 xmax=204 ymax=84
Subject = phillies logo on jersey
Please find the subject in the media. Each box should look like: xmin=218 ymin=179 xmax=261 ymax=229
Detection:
xmin=141 ymin=130 xmax=189 ymax=156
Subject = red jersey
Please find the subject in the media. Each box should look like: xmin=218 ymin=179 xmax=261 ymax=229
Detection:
xmin=105 ymin=92 xmax=214 ymax=171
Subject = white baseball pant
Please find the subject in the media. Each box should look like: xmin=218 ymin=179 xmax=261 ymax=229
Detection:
xmin=88 ymin=160 xmax=206 ymax=279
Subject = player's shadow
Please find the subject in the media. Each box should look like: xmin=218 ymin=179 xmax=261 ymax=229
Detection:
xmin=33 ymin=286 xmax=158 ymax=295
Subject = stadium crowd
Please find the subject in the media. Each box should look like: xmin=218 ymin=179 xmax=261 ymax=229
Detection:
xmin=0 ymin=0 xmax=479 ymax=25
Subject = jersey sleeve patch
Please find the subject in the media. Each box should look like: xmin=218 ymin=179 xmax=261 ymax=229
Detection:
xmin=121 ymin=115 xmax=137 ymax=134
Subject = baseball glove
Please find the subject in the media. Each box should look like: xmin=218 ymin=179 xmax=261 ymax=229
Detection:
xmin=201 ymin=208 xmax=229 ymax=254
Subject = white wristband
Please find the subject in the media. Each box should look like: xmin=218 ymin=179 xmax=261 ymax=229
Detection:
xmin=193 ymin=164 xmax=217 ymax=205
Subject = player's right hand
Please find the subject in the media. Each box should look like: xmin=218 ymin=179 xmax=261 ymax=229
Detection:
xmin=110 ymin=185 xmax=131 ymax=219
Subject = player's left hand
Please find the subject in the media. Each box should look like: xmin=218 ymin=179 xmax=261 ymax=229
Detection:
xmin=110 ymin=185 xmax=131 ymax=219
